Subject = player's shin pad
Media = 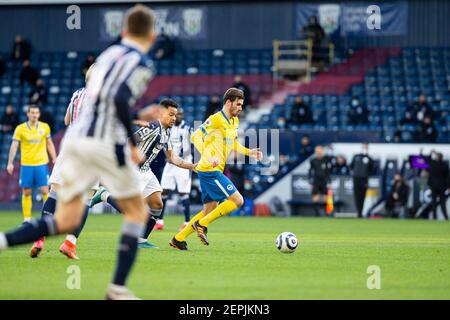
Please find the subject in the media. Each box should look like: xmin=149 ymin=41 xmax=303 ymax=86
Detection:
xmin=141 ymin=208 xmax=163 ymax=240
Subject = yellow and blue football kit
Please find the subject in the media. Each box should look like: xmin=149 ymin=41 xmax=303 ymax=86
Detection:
xmin=13 ymin=121 xmax=51 ymax=188
xmin=12 ymin=121 xmax=51 ymax=220
xmin=192 ymin=110 xmax=249 ymax=203
xmin=175 ymin=110 xmax=250 ymax=242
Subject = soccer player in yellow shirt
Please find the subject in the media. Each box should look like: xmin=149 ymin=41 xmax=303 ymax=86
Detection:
xmin=6 ymin=105 xmax=57 ymax=221
xmin=170 ymin=88 xmax=262 ymax=250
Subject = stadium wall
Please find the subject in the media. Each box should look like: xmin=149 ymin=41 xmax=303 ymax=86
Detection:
xmin=0 ymin=1 xmax=450 ymax=52
xmin=255 ymin=143 xmax=450 ymax=206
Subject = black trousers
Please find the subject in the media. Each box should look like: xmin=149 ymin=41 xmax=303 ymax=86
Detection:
xmin=431 ymin=189 xmax=449 ymax=220
xmin=353 ymin=177 xmax=368 ymax=218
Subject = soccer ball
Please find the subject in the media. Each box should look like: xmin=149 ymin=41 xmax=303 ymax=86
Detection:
xmin=276 ymin=232 xmax=298 ymax=253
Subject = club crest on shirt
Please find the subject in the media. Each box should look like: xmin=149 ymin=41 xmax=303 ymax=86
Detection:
xmin=202 ymin=119 xmax=212 ymax=128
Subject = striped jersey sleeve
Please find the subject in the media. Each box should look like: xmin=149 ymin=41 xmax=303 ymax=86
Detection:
xmin=134 ymin=121 xmax=161 ymax=158
xmin=66 ymin=87 xmax=86 ymax=125
xmin=69 ymin=41 xmax=155 ymax=146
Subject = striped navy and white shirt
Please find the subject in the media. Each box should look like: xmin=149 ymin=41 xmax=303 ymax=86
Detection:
xmin=134 ymin=120 xmax=172 ymax=173
xmin=70 ymin=38 xmax=155 ymax=146
xmin=168 ymin=120 xmax=192 ymax=162
xmin=66 ymin=87 xmax=87 ymax=125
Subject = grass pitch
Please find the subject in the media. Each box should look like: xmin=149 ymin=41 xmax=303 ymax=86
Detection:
xmin=0 ymin=211 xmax=449 ymax=300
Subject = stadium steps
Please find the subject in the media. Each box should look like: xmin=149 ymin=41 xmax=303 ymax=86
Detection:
xmin=138 ymin=74 xmax=273 ymax=109
xmin=296 ymin=48 xmax=401 ymax=95
xmin=242 ymin=48 xmax=401 ymax=127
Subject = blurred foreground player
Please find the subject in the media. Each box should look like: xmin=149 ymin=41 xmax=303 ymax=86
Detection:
xmin=89 ymin=100 xmax=197 ymax=248
xmin=29 ymin=64 xmax=97 ymax=260
xmin=0 ymin=5 xmax=157 ymax=300
xmin=170 ymin=88 xmax=262 ymax=250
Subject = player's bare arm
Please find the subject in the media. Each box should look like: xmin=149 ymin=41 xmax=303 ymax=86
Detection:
xmin=64 ymin=108 xmax=71 ymax=126
xmin=164 ymin=149 xmax=197 ymax=171
xmin=207 ymin=156 xmax=220 ymax=168
xmin=129 ymin=141 xmax=145 ymax=164
xmin=132 ymin=120 xmax=150 ymax=127
xmin=46 ymin=137 xmax=57 ymax=163
xmin=234 ymin=138 xmax=263 ymax=161
xmin=6 ymin=140 xmax=19 ymax=175
xmin=249 ymin=148 xmax=263 ymax=161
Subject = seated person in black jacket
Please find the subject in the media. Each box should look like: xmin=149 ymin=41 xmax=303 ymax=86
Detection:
xmin=29 ymin=79 xmax=48 ymax=105
xmin=290 ymin=96 xmax=313 ymax=126
xmin=204 ymin=95 xmax=221 ymax=121
xmin=151 ymin=31 xmax=175 ymax=60
xmin=82 ymin=54 xmax=96 ymax=77
xmin=233 ymin=76 xmax=251 ymax=109
xmin=413 ymin=95 xmax=434 ymax=122
xmin=385 ymin=173 xmax=409 ymax=217
xmin=417 ymin=116 xmax=438 ymax=143
xmin=400 ymin=109 xmax=417 ymax=126
xmin=11 ymin=35 xmax=31 ymax=61
xmin=20 ymin=60 xmax=39 ymax=85
xmin=1 ymin=105 xmax=19 ymax=133
xmin=347 ymin=96 xmax=368 ymax=126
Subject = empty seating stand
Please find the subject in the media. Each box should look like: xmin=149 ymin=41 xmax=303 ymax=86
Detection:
xmin=253 ymin=48 xmax=450 ymax=143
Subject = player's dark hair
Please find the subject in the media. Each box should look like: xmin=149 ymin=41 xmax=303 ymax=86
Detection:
xmin=124 ymin=4 xmax=155 ymax=37
xmin=223 ymin=88 xmax=244 ymax=104
xmin=27 ymin=104 xmax=40 ymax=112
xmin=160 ymin=99 xmax=179 ymax=109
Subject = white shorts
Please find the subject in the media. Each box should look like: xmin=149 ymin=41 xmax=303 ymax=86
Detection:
xmin=48 ymin=152 xmax=65 ymax=186
xmin=160 ymin=163 xmax=192 ymax=194
xmin=49 ymin=147 xmax=100 ymax=190
xmin=138 ymin=169 xmax=163 ymax=198
xmin=58 ymin=138 xmax=141 ymax=203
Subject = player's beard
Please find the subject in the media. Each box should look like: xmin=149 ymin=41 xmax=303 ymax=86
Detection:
xmin=230 ymin=107 xmax=241 ymax=117
xmin=162 ymin=119 xmax=175 ymax=129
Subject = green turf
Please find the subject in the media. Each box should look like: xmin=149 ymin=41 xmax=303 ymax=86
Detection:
xmin=0 ymin=211 xmax=449 ymax=300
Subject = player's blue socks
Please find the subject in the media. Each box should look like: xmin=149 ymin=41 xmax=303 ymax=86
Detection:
xmin=180 ymin=195 xmax=191 ymax=223
xmin=2 ymin=216 xmax=58 ymax=248
xmin=142 ymin=208 xmax=162 ymax=240
xmin=41 ymin=190 xmax=57 ymax=218
xmin=73 ymin=205 xmax=90 ymax=238
xmin=107 ymin=196 xmax=122 ymax=213
xmin=113 ymin=221 xmax=144 ymax=286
